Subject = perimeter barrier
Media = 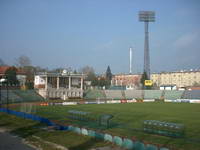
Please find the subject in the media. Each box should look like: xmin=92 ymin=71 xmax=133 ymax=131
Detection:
xmin=0 ymin=108 xmax=169 ymax=150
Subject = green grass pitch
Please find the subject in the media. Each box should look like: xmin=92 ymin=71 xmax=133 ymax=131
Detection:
xmin=35 ymin=102 xmax=200 ymax=150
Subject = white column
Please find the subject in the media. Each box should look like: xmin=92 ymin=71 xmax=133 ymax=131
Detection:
xmin=57 ymin=77 xmax=59 ymax=90
xmin=45 ymin=76 xmax=48 ymax=90
xmin=81 ymin=77 xmax=83 ymax=90
xmin=115 ymin=80 xmax=118 ymax=86
xmin=69 ymin=77 xmax=71 ymax=90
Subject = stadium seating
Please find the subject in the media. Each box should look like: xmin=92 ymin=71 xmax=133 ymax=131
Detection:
xmin=84 ymin=89 xmax=200 ymax=101
xmin=122 ymin=138 xmax=134 ymax=149
xmin=144 ymin=90 xmax=163 ymax=99
xmin=133 ymin=141 xmax=145 ymax=150
xmin=95 ymin=132 xmax=104 ymax=139
xmin=124 ymin=90 xmax=143 ymax=99
xmin=1 ymin=90 xmax=21 ymax=103
xmin=109 ymin=86 xmax=126 ymax=90
xmin=146 ymin=144 xmax=158 ymax=150
xmin=13 ymin=90 xmax=44 ymax=102
xmin=104 ymin=90 xmax=123 ymax=99
xmin=104 ymin=133 xmax=113 ymax=142
xmin=88 ymin=130 xmax=95 ymax=137
xmin=164 ymin=90 xmax=184 ymax=100
xmin=113 ymin=136 xmax=123 ymax=146
xmin=84 ymin=89 xmax=106 ymax=99
xmin=81 ymin=128 xmax=88 ymax=135
xmin=1 ymin=89 xmax=44 ymax=104
xmin=181 ymin=90 xmax=200 ymax=99
xmin=74 ymin=127 xmax=81 ymax=134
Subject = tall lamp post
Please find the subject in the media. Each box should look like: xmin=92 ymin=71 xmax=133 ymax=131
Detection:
xmin=139 ymin=11 xmax=155 ymax=80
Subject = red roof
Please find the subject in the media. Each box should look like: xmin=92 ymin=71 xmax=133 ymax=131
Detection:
xmin=0 ymin=66 xmax=10 ymax=74
xmin=188 ymin=87 xmax=200 ymax=90
xmin=0 ymin=66 xmax=26 ymax=75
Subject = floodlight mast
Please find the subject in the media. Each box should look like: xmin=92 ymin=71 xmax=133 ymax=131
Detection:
xmin=139 ymin=11 xmax=155 ymax=80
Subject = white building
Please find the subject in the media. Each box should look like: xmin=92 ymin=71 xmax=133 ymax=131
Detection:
xmin=34 ymin=72 xmax=86 ymax=99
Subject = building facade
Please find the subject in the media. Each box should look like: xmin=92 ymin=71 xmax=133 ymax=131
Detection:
xmin=151 ymin=70 xmax=200 ymax=88
xmin=0 ymin=66 xmax=26 ymax=86
xmin=34 ymin=72 xmax=86 ymax=99
xmin=111 ymin=74 xmax=141 ymax=89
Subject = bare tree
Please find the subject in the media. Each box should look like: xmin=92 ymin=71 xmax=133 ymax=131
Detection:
xmin=16 ymin=55 xmax=31 ymax=67
xmin=79 ymin=66 xmax=96 ymax=81
xmin=79 ymin=66 xmax=95 ymax=75
xmin=15 ymin=55 xmax=34 ymax=89
xmin=0 ymin=58 xmax=6 ymax=66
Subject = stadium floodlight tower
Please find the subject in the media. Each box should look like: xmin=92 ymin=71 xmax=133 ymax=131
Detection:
xmin=139 ymin=11 xmax=155 ymax=80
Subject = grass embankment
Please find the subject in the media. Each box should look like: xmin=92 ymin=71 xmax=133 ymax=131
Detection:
xmin=35 ymin=102 xmax=200 ymax=150
xmin=0 ymin=112 xmax=111 ymax=150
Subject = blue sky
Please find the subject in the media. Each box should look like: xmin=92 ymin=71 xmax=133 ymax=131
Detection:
xmin=0 ymin=0 xmax=200 ymax=74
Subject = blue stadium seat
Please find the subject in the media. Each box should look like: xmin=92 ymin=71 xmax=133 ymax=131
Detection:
xmin=104 ymin=134 xmax=113 ymax=142
xmin=146 ymin=144 xmax=158 ymax=150
xmin=133 ymin=141 xmax=146 ymax=150
xmin=81 ymin=128 xmax=88 ymax=135
xmin=95 ymin=132 xmax=104 ymax=139
xmin=159 ymin=148 xmax=169 ymax=150
xmin=74 ymin=127 xmax=81 ymax=134
xmin=122 ymin=138 xmax=133 ymax=149
xmin=88 ymin=130 xmax=96 ymax=137
xmin=113 ymin=136 xmax=123 ymax=146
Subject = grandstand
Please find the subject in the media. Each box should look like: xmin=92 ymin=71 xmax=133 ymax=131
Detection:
xmin=1 ymin=90 xmax=21 ymax=103
xmin=124 ymin=90 xmax=143 ymax=99
xmin=163 ymin=90 xmax=184 ymax=100
xmin=109 ymin=86 xmax=126 ymax=90
xmin=181 ymin=90 xmax=200 ymax=99
xmin=1 ymin=90 xmax=44 ymax=104
xmin=144 ymin=90 xmax=163 ymax=99
xmin=84 ymin=89 xmax=200 ymax=101
xmin=84 ymin=89 xmax=106 ymax=99
xmin=104 ymin=90 xmax=123 ymax=100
